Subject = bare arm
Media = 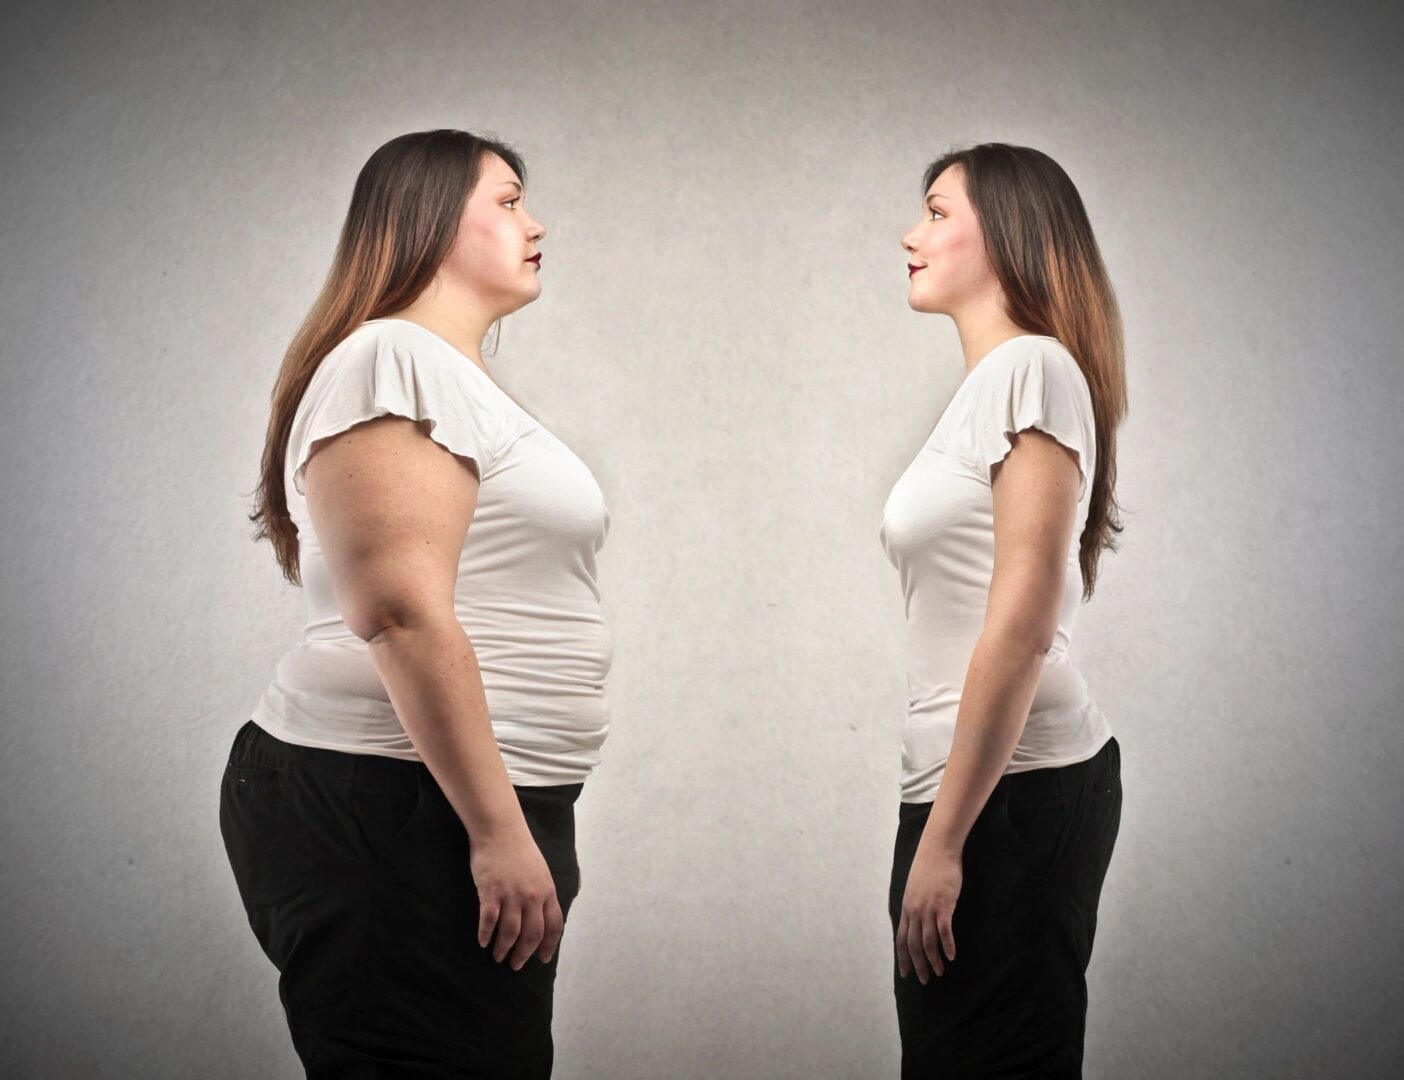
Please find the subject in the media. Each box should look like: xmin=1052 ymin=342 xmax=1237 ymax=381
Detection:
xmin=919 ymin=428 xmax=1081 ymax=855
xmin=303 ymin=415 xmax=562 ymax=968
xmin=897 ymin=427 xmax=1083 ymax=982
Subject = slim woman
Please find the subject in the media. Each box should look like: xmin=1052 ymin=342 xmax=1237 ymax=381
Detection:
xmin=222 ymin=129 xmax=613 ymax=1077
xmin=880 ymin=143 xmax=1128 ymax=1077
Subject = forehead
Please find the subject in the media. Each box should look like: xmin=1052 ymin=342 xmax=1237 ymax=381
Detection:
xmin=478 ymin=151 xmax=522 ymax=189
xmin=925 ymin=163 xmax=966 ymax=200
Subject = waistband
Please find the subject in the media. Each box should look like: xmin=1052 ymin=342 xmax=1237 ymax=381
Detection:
xmin=901 ymin=735 xmax=1121 ymax=817
xmin=994 ymin=735 xmax=1120 ymax=800
xmin=228 ymin=719 xmax=584 ymax=806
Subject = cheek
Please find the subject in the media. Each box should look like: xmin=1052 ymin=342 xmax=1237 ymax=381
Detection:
xmin=925 ymin=226 xmax=987 ymax=290
xmin=469 ymin=217 xmax=513 ymax=253
xmin=452 ymin=219 xmax=519 ymax=279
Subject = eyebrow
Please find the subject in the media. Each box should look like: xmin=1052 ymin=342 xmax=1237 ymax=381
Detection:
xmin=926 ymin=192 xmax=949 ymax=203
xmin=498 ymin=180 xmax=522 ymax=191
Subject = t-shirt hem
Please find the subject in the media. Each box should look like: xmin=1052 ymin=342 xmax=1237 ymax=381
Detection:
xmin=898 ymin=728 xmax=1115 ymax=806
xmin=249 ymin=710 xmax=424 ymax=760
xmin=247 ymin=709 xmax=600 ymax=786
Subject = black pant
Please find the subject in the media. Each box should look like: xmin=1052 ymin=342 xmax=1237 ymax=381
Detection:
xmin=889 ymin=736 xmax=1122 ymax=1078
xmin=219 ymin=719 xmax=583 ymax=1079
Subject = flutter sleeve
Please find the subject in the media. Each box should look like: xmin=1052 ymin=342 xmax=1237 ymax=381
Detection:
xmin=289 ymin=329 xmax=504 ymax=497
xmin=966 ymin=341 xmax=1094 ymax=501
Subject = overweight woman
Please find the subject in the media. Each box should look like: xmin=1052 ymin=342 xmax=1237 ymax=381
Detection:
xmin=223 ymin=129 xmax=612 ymax=1077
xmin=880 ymin=142 xmax=1128 ymax=1077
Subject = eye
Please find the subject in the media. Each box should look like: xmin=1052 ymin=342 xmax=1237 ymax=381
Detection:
xmin=504 ymin=197 xmax=520 ymax=210
xmin=927 ymin=206 xmax=943 ymax=221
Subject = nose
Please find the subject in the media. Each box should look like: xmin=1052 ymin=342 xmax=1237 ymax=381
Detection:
xmin=901 ymin=228 xmax=918 ymax=255
xmin=529 ymin=216 xmax=546 ymax=242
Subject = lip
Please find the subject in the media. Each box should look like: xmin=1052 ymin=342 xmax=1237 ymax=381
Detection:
xmin=907 ymin=264 xmax=925 ymax=276
xmin=527 ymin=254 xmax=542 ymax=266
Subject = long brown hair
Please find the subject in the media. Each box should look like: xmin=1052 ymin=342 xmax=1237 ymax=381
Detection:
xmin=923 ymin=143 xmax=1129 ymax=600
xmin=248 ymin=129 xmax=527 ymax=586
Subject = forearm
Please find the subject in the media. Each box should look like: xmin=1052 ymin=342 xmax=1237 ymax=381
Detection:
xmin=367 ymin=615 xmax=530 ymax=844
xmin=919 ymin=627 xmax=1049 ymax=855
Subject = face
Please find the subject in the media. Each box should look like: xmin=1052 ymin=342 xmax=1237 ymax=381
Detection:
xmin=901 ymin=163 xmax=1003 ymax=316
xmin=438 ymin=151 xmax=546 ymax=317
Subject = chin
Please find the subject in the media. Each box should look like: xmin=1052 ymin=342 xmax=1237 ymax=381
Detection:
xmin=907 ymin=290 xmax=941 ymax=315
xmin=502 ymin=285 xmax=541 ymax=316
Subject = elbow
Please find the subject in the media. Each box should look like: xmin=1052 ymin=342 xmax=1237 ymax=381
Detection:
xmin=983 ymin=563 xmax=1065 ymax=656
xmin=346 ymin=603 xmax=438 ymax=646
xmin=360 ymin=618 xmax=407 ymax=646
xmin=329 ymin=568 xmax=458 ymax=645
xmin=981 ymin=617 xmax=1058 ymax=658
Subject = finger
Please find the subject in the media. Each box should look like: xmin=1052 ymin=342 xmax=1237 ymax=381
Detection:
xmin=921 ymin=916 xmax=944 ymax=978
xmin=510 ymin=901 xmax=546 ymax=971
xmin=493 ymin=902 xmax=523 ymax=963
xmin=907 ymin=917 xmax=931 ymax=985
xmin=538 ymin=895 xmax=565 ymax=964
xmin=895 ymin=910 xmax=912 ymax=978
xmin=477 ymin=897 xmax=501 ymax=949
xmin=938 ymin=910 xmax=957 ymax=964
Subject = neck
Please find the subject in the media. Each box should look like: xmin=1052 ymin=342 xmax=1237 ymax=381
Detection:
xmin=383 ymin=286 xmax=499 ymax=374
xmin=951 ymin=294 xmax=1028 ymax=375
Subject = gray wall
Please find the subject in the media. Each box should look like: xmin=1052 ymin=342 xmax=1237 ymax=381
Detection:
xmin=2 ymin=1 xmax=1400 ymax=1076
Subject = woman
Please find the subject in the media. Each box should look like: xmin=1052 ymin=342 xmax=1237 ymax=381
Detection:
xmin=223 ymin=129 xmax=613 ymax=1077
xmin=880 ymin=142 xmax=1128 ymax=1077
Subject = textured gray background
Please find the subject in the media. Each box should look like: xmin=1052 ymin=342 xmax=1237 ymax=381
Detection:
xmin=2 ymin=1 xmax=1401 ymax=1077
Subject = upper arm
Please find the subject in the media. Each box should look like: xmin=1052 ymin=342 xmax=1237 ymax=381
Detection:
xmin=984 ymin=429 xmax=1082 ymax=649
xmin=302 ymin=415 xmax=479 ymax=642
xmin=963 ymin=344 xmax=1093 ymax=648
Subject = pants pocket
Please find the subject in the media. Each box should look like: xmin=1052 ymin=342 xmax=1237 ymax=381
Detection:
xmin=347 ymin=780 xmax=425 ymax=864
xmin=999 ymin=785 xmax=1075 ymax=878
xmin=519 ymin=797 xmax=581 ymax=914
xmin=1070 ymin=774 xmax=1123 ymax=900
xmin=219 ymin=763 xmax=311 ymax=911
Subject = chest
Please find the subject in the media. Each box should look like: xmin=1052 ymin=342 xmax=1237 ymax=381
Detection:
xmin=477 ymin=424 xmax=610 ymax=551
xmin=880 ymin=433 xmax=990 ymax=567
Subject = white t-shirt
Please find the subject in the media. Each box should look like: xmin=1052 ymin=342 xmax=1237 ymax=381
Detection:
xmin=251 ymin=318 xmax=614 ymax=786
xmin=879 ymin=334 xmax=1113 ymax=804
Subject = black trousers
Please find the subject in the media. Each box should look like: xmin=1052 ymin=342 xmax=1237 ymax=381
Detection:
xmin=888 ymin=736 xmax=1122 ymax=1079
xmin=219 ymin=719 xmax=583 ymax=1079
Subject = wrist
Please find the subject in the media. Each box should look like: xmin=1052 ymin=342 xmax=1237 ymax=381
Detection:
xmin=457 ymin=802 xmax=532 ymax=847
xmin=918 ymin=821 xmax=966 ymax=859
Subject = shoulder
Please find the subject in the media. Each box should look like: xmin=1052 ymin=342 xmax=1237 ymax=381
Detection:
xmin=322 ymin=320 xmax=490 ymax=393
xmin=289 ymin=320 xmax=516 ymax=496
xmin=957 ymin=334 xmax=1096 ymax=497
xmin=306 ymin=320 xmax=517 ymax=433
xmin=966 ymin=335 xmax=1095 ymax=424
xmin=976 ymin=335 xmax=1087 ymax=392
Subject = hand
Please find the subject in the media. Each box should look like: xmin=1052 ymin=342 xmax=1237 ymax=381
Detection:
xmin=469 ymin=828 xmax=564 ymax=970
xmin=896 ymin=842 xmax=962 ymax=984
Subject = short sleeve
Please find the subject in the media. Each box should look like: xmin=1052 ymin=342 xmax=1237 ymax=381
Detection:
xmin=966 ymin=341 xmax=1094 ymax=501
xmin=289 ymin=328 xmax=504 ymax=497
